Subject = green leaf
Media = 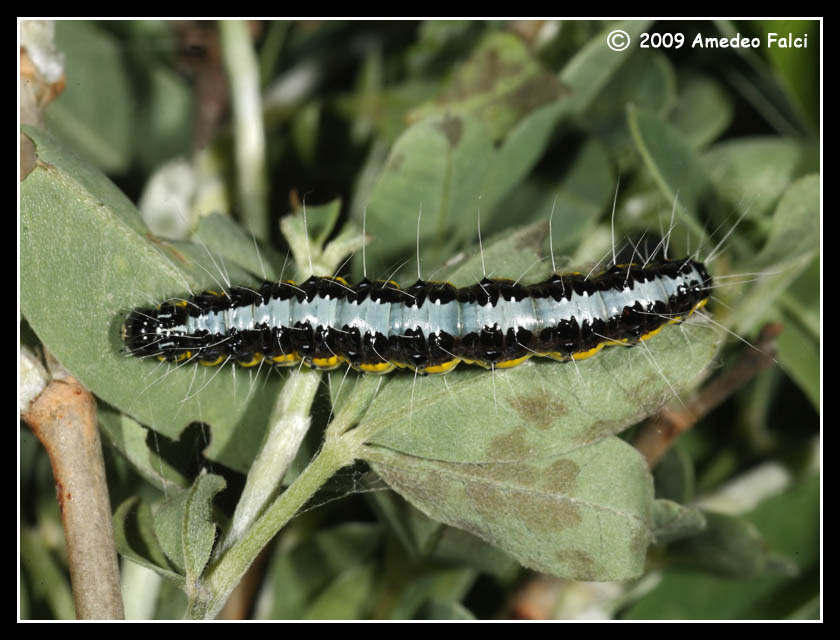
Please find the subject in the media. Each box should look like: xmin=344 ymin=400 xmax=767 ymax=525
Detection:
xmin=153 ymin=497 xmax=186 ymax=574
xmin=362 ymin=329 xmax=716 ymax=463
xmin=669 ymin=74 xmax=734 ymax=149
xmin=183 ymin=473 xmax=227 ymax=586
xmin=20 ymin=126 xmax=284 ymax=472
xmin=281 ymin=200 xmax=359 ymax=278
xmin=365 ymin=437 xmax=654 ymax=581
xmin=712 ymin=21 xmax=814 ymax=137
xmin=20 ymin=527 xmax=76 ymax=620
xmin=405 ymin=21 xmax=487 ymax=77
xmin=702 ymin=137 xmax=803 ymax=219
xmin=407 ymin=31 xmax=569 ymax=142
xmin=153 ymin=472 xmax=226 ymax=588
xmin=260 ymin=523 xmax=381 ymax=620
xmin=779 ymin=256 xmax=819 ymax=338
xmin=361 ymin=103 xmax=566 ymax=280
xmin=385 ymin=568 xmax=476 ymax=620
xmin=112 ymin=497 xmax=185 ymax=585
xmin=576 ymin=51 xmax=676 ymax=165
xmin=366 ymin=488 xmax=518 ymax=578
xmin=669 ymin=510 xmax=799 ymax=578
xmin=729 ymin=174 xmax=819 ymax=336
xmin=194 ymin=212 xmax=288 ymax=282
xmin=46 ymin=21 xmax=134 ymax=172
xmin=627 ymin=105 xmax=720 ymax=239
xmin=417 ymin=599 xmax=476 ymax=620
xmin=559 ymin=21 xmax=653 ymax=118
xmin=484 ymin=138 xmax=614 ymax=249
xmin=653 ymin=444 xmax=696 ymax=504
xmin=131 ymin=59 xmax=194 ymax=171
xmin=290 ymin=101 xmax=322 ymax=165
xmin=98 ymin=406 xmax=190 ymax=493
xmin=623 ymin=473 xmax=819 ymax=619
xmin=431 ymin=527 xmax=519 ymax=579
xmin=300 ymin=198 xmax=344 ymax=251
xmin=755 ymin=21 xmax=819 ymax=129
xmin=303 ymin=564 xmax=375 ymax=620
xmin=749 ymin=173 xmax=819 ymax=271
xmin=365 ymin=485 xmax=445 ymax=557
xmin=775 ymin=310 xmax=820 ymax=409
xmin=651 ymin=499 xmax=707 ymax=544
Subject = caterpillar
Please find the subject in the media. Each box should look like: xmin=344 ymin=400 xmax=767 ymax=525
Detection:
xmin=121 ymin=257 xmax=713 ymax=376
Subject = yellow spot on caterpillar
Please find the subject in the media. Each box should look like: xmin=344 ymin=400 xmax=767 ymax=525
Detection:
xmin=424 ymin=359 xmax=461 ymax=375
xmin=571 ymin=343 xmax=605 ymax=361
xmin=311 ymin=355 xmax=341 ymax=370
xmin=496 ymin=354 xmax=532 ymax=369
xmin=199 ymin=356 xmax=225 ymax=367
xmin=271 ymin=353 xmax=300 ymax=365
xmin=238 ymin=353 xmax=264 ymax=367
xmin=359 ymin=362 xmax=395 ymax=374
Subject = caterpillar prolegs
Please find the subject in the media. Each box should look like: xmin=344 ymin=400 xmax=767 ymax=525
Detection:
xmin=121 ymin=257 xmax=713 ymax=376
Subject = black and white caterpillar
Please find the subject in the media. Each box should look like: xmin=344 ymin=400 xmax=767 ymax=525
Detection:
xmin=121 ymin=258 xmax=712 ymax=376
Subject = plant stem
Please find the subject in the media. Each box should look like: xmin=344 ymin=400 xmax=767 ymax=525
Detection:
xmin=222 ymin=367 xmax=321 ymax=552
xmin=22 ymin=378 xmax=125 ymax=619
xmin=635 ymin=322 xmax=781 ymax=467
xmin=219 ymin=20 xmax=268 ymax=241
xmin=189 ymin=431 xmax=362 ymax=619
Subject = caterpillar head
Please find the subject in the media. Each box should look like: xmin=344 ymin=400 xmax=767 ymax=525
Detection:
xmin=121 ymin=304 xmax=189 ymax=360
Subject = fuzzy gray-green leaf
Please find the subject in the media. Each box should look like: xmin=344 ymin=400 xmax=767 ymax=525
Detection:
xmin=152 ymin=472 xmax=225 ymax=586
xmin=112 ymin=497 xmax=184 ymax=585
xmin=702 ymin=137 xmax=803 ymax=219
xmin=182 ymin=473 xmax=226 ymax=587
xmin=98 ymin=407 xmax=190 ymax=493
xmin=407 ymin=31 xmax=569 ymax=141
xmin=651 ymin=499 xmax=707 ymax=544
xmin=366 ymin=436 xmax=654 ymax=581
xmin=21 ymin=126 xmax=283 ymax=472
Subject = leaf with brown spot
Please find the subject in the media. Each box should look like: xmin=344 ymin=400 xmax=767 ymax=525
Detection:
xmin=407 ymin=31 xmax=569 ymax=142
xmin=361 ymin=315 xmax=719 ymax=463
xmin=364 ymin=437 xmax=654 ymax=581
xmin=510 ymin=387 xmax=568 ymax=431
xmin=432 ymin=115 xmax=464 ymax=147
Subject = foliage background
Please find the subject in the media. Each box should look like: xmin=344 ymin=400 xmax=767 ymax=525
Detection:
xmin=20 ymin=20 xmax=820 ymax=619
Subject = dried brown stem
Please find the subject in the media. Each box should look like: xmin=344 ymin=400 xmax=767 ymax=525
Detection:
xmin=635 ymin=323 xmax=783 ymax=468
xmin=22 ymin=378 xmax=125 ymax=620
